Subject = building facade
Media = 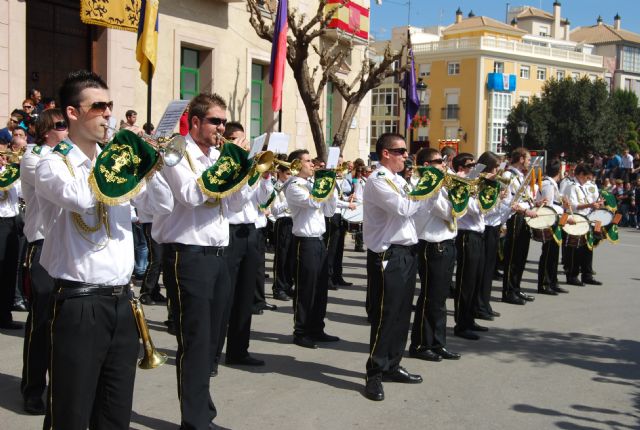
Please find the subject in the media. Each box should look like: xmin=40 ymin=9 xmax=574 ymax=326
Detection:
xmin=0 ymin=0 xmax=372 ymax=160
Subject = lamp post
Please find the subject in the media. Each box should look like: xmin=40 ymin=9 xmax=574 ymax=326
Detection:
xmin=416 ymin=77 xmax=427 ymax=103
xmin=517 ymin=120 xmax=528 ymax=148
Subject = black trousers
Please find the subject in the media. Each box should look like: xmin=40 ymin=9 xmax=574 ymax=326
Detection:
xmin=566 ymin=240 xmax=594 ymax=280
xmin=21 ymin=241 xmax=55 ymax=401
xmin=411 ymin=239 xmax=455 ymax=351
xmin=218 ymin=224 xmax=259 ymax=362
xmin=366 ymin=245 xmax=417 ymax=378
xmin=502 ymin=214 xmax=531 ymax=298
xmin=324 ymin=213 xmax=346 ymax=285
xmin=14 ymin=214 xmax=27 ymax=304
xmin=272 ymin=217 xmax=294 ymax=294
xmin=253 ymin=227 xmax=267 ymax=312
xmin=293 ymin=236 xmax=329 ymax=337
xmin=538 ymin=237 xmax=560 ymax=287
xmin=164 ymin=245 xmax=228 ymax=430
xmin=477 ymin=225 xmax=500 ymax=316
xmin=44 ymin=283 xmax=138 ymax=430
xmin=141 ymin=223 xmax=163 ymax=296
xmin=455 ymin=231 xmax=485 ymax=331
xmin=0 ymin=216 xmax=19 ymax=324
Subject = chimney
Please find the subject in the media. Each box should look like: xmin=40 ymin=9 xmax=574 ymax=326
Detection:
xmin=455 ymin=7 xmax=463 ymax=24
xmin=614 ymin=13 xmax=621 ymax=30
xmin=468 ymin=10 xmax=475 ymax=18
xmin=552 ymin=1 xmax=561 ymax=39
xmin=511 ymin=18 xmax=518 ymax=28
xmin=564 ymin=19 xmax=571 ymax=41
xmin=597 ymin=15 xmax=603 ymax=26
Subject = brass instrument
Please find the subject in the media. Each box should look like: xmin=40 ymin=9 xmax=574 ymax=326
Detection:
xmin=444 ymin=172 xmax=479 ymax=195
xmin=103 ymin=125 xmax=187 ymax=167
xmin=215 ymin=133 xmax=275 ymax=174
xmin=0 ymin=149 xmax=25 ymax=163
xmin=334 ymin=161 xmax=350 ymax=178
xmin=511 ymin=158 xmax=541 ymax=207
xmin=130 ymin=297 xmax=168 ymax=369
xmin=480 ymin=171 xmax=512 ymax=186
xmin=272 ymin=158 xmax=302 ymax=176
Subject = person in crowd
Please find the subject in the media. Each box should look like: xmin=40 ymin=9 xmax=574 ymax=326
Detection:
xmin=28 ymin=88 xmax=44 ymax=113
xmin=270 ymin=158 xmax=295 ymax=301
xmin=0 ymin=110 xmax=24 ymax=143
xmin=621 ymin=148 xmax=633 ymax=184
xmin=42 ymin=97 xmax=56 ymax=110
xmin=120 ymin=109 xmax=143 ymax=136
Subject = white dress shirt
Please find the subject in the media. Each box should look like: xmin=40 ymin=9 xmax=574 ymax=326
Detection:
xmin=152 ymin=134 xmax=251 ymax=246
xmin=537 ymin=177 xmax=563 ymax=215
xmin=414 ymin=187 xmax=457 ymax=242
xmin=559 ymin=176 xmax=575 ymax=197
xmin=622 ymin=153 xmax=633 ymax=169
xmin=35 ymin=139 xmax=174 ymax=285
xmin=503 ymin=167 xmax=533 ymax=213
xmin=0 ymin=180 xmax=21 ymax=218
xmin=363 ymin=165 xmax=425 ymax=253
xmin=331 ymin=177 xmax=352 ymax=214
xmin=568 ymin=182 xmax=593 ymax=216
xmin=22 ymin=145 xmax=52 ymax=242
xmin=285 ymin=175 xmax=336 ymax=238
xmin=457 ymin=196 xmax=485 ymax=233
xmin=227 ymin=179 xmax=273 ymax=225
xmin=271 ymin=179 xmax=291 ymax=219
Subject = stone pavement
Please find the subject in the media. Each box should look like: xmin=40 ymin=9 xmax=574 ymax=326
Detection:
xmin=1 ymin=230 xmax=639 ymax=430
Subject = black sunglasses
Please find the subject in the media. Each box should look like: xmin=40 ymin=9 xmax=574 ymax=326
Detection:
xmin=23 ymin=105 xmax=34 ymax=109
xmin=53 ymin=120 xmax=68 ymax=131
xmin=463 ymin=162 xmax=476 ymax=168
xmin=387 ymin=147 xmax=408 ymax=155
xmin=79 ymin=101 xmax=114 ymax=112
xmin=204 ymin=116 xmax=228 ymax=127
xmin=428 ymin=158 xmax=444 ymax=164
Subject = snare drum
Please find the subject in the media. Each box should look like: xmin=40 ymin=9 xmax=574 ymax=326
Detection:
xmin=525 ymin=206 xmax=558 ymax=242
xmin=562 ymin=214 xmax=590 ymax=247
xmin=587 ymin=209 xmax=614 ymax=240
xmin=342 ymin=204 xmax=363 ymax=233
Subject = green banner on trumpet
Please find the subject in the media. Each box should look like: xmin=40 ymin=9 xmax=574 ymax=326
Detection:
xmin=0 ymin=163 xmax=20 ymax=191
xmin=89 ymin=130 xmax=161 ymax=205
xmin=197 ymin=143 xmax=253 ymax=198
xmin=446 ymin=176 xmax=471 ymax=216
xmin=604 ymin=224 xmax=619 ymax=243
xmin=478 ymin=179 xmax=501 ymax=213
xmin=600 ymin=190 xmax=617 ymax=213
xmin=409 ymin=166 xmax=444 ymax=200
xmin=310 ymin=169 xmax=337 ymax=202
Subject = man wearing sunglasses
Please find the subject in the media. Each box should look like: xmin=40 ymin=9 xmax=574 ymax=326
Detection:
xmin=0 ymin=109 xmax=24 ymax=144
xmin=35 ymin=70 xmax=174 ymax=430
xmin=363 ymin=133 xmax=427 ymax=401
xmin=409 ymin=148 xmax=461 ymax=362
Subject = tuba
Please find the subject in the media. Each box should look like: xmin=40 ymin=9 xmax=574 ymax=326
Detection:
xmin=130 ymin=297 xmax=168 ymax=369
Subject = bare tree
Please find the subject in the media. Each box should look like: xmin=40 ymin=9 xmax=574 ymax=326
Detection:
xmin=247 ymin=0 xmax=405 ymax=160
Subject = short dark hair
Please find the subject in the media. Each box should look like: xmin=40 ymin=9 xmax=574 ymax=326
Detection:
xmin=58 ymin=70 xmax=109 ymax=123
xmin=546 ymin=159 xmax=562 ymax=178
xmin=574 ymin=163 xmax=593 ymax=177
xmin=441 ymin=145 xmax=456 ymax=159
xmin=223 ymin=121 xmax=244 ymax=139
xmin=375 ymin=133 xmax=405 ymax=158
xmin=509 ymin=147 xmax=529 ymax=164
xmin=125 ymin=110 xmax=137 ymax=117
xmin=452 ymin=153 xmax=474 ymax=172
xmin=477 ymin=151 xmax=500 ymax=173
xmin=143 ymin=122 xmax=154 ymax=135
xmin=415 ymin=147 xmax=440 ymax=166
xmin=43 ymin=97 xmax=56 ymax=106
xmin=288 ymin=149 xmax=309 ymax=163
xmin=188 ymin=93 xmax=227 ymax=129
xmin=35 ymin=108 xmax=64 ymax=145
xmin=28 ymin=88 xmax=40 ymax=98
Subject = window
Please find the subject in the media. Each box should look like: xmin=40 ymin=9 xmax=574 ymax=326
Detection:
xmin=536 ymin=67 xmax=547 ymax=81
xmin=520 ymin=65 xmax=530 ymax=79
xmin=572 ymin=72 xmax=580 ymax=80
xmin=419 ymin=63 xmax=431 ymax=77
xmin=442 ymin=92 xmax=459 ymax=119
xmin=493 ymin=62 xmax=504 ymax=74
xmin=488 ymin=92 xmax=512 ymax=153
xmin=557 ymin=70 xmax=565 ymax=80
xmin=371 ymin=87 xmax=398 ymax=117
xmin=519 ymin=96 xmax=530 ymax=104
xmin=326 ymin=82 xmax=334 ymax=145
xmin=180 ymin=48 xmax=200 ymax=100
xmin=371 ymin=120 xmax=398 ymax=144
xmin=250 ymin=63 xmax=265 ymax=139
xmin=539 ymin=25 xmax=550 ymax=37
xmin=448 ymin=61 xmax=460 ymax=75
xmin=621 ymin=46 xmax=640 ymax=73
xmin=444 ymin=127 xmax=459 ymax=140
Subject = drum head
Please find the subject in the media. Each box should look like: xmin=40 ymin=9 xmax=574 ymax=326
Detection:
xmin=587 ymin=209 xmax=614 ymax=226
xmin=526 ymin=206 xmax=557 ymax=229
xmin=562 ymin=214 xmax=590 ymax=236
xmin=343 ymin=204 xmax=363 ymax=223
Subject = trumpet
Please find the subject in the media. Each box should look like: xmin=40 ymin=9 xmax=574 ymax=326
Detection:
xmin=130 ymin=297 xmax=167 ymax=369
xmin=215 ymin=133 xmax=275 ymax=174
xmin=0 ymin=148 xmax=25 ymax=163
xmin=334 ymin=161 xmax=350 ymax=178
xmin=272 ymin=158 xmax=302 ymax=176
xmin=103 ymin=125 xmax=187 ymax=168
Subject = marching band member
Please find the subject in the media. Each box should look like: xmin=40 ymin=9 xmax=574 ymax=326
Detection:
xmin=285 ymin=149 xmax=338 ymax=349
xmin=363 ymin=133 xmax=425 ymax=402
xmin=271 ymin=162 xmax=295 ymax=301
xmin=559 ymin=162 xmax=577 ymax=271
xmin=501 ymin=148 xmax=537 ymax=305
xmin=537 ymin=159 xmax=568 ymax=294
xmin=19 ymin=108 xmax=67 ymax=415
xmin=409 ymin=148 xmax=460 ymax=362
xmin=35 ymin=70 xmax=173 ymax=430
xmin=566 ymin=164 xmax=603 ymax=286
xmin=351 ymin=166 xmax=367 ymax=252
xmin=452 ymin=153 xmax=488 ymax=340
xmin=153 ymin=93 xmax=251 ymax=429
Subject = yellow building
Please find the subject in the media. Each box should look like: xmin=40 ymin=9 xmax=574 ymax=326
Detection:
xmin=375 ymin=3 xmax=606 ymax=156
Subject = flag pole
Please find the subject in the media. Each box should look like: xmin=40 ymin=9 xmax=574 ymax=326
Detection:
xmin=146 ymin=64 xmax=152 ymax=128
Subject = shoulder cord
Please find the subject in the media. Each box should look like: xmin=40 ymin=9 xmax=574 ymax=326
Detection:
xmin=184 ymin=151 xmax=222 ymax=212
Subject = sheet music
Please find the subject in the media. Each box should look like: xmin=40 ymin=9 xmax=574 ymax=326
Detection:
xmin=266 ymin=133 xmax=290 ymax=154
xmin=153 ymin=100 xmax=190 ymax=139
xmin=467 ymin=163 xmax=486 ymax=179
xmin=249 ymin=134 xmax=266 ymax=159
xmin=326 ymin=147 xmax=340 ymax=169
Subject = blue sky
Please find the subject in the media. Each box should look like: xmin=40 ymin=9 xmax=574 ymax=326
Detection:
xmin=370 ymin=0 xmax=639 ymax=40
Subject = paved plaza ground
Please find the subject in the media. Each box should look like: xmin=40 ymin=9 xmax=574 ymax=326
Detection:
xmin=1 ymin=230 xmax=639 ymax=429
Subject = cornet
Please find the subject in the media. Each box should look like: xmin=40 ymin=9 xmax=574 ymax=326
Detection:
xmin=271 ymin=158 xmax=302 ymax=176
xmin=131 ymin=297 xmax=167 ymax=369
xmin=0 ymin=148 xmax=25 ymax=163
xmin=215 ymin=133 xmax=275 ymax=174
xmin=103 ymin=125 xmax=187 ymax=167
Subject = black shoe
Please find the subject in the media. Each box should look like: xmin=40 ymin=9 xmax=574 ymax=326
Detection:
xmin=551 ymin=285 xmax=569 ymax=294
xmin=518 ymin=292 xmax=535 ymax=302
xmin=225 ymin=355 xmax=265 ymax=366
xmin=263 ymin=303 xmax=278 ymax=311
xmin=493 ymin=271 xmax=504 ymax=281
xmin=354 ymin=247 xmax=365 ymax=253
xmin=490 ymin=310 xmax=501 ymax=317
xmin=311 ymin=332 xmax=340 ymax=342
xmin=12 ymin=302 xmax=28 ymax=312
xmin=334 ymin=278 xmax=353 ymax=287
xmin=167 ymin=322 xmax=176 ymax=336
xmin=139 ymin=294 xmax=156 ymax=306
xmin=382 ymin=367 xmax=422 ymax=384
xmin=471 ymin=323 xmax=489 ymax=332
xmin=273 ymin=291 xmax=292 ymax=301
xmin=409 ymin=348 xmax=442 ymax=362
xmin=150 ymin=292 xmax=167 ymax=303
xmin=582 ymin=278 xmax=603 ymax=286
xmin=0 ymin=321 xmax=24 ymax=329
xmin=364 ymin=377 xmax=384 ymax=401
xmin=252 ymin=309 xmax=264 ymax=315
xmin=284 ymin=288 xmax=295 ymax=297
xmin=537 ymin=287 xmax=558 ymax=296
xmin=454 ymin=329 xmax=480 ymax=340
xmin=433 ymin=347 xmax=461 ymax=360
xmin=24 ymin=397 xmax=45 ymax=415
xmin=475 ymin=313 xmax=494 ymax=321
xmin=328 ymin=283 xmax=338 ymax=291
xmin=210 ymin=368 xmax=218 ymax=378
xmin=566 ymin=278 xmax=585 ymax=286
xmin=502 ymin=294 xmax=525 ymax=305
xmin=293 ymin=335 xmax=318 ymax=349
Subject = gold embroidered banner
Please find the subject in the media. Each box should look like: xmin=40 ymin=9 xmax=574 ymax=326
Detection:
xmin=80 ymin=0 xmax=142 ymax=32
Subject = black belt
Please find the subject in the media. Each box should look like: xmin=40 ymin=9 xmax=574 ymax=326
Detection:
xmin=423 ymin=238 xmax=455 ymax=245
xmin=167 ymin=243 xmax=225 ymax=256
xmin=458 ymin=229 xmax=483 ymax=237
xmin=293 ymin=235 xmax=323 ymax=242
xmin=55 ymin=279 xmax=130 ymax=299
xmin=28 ymin=239 xmax=44 ymax=247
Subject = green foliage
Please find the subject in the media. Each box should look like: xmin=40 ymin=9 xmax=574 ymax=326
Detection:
xmin=626 ymin=121 xmax=639 ymax=153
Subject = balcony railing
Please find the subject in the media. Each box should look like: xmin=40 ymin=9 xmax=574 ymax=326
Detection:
xmin=413 ymin=36 xmax=603 ymax=67
xmin=441 ymin=106 xmax=459 ymax=120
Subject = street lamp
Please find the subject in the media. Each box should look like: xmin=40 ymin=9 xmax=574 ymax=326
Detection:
xmin=517 ymin=121 xmax=528 ymax=147
xmin=416 ymin=78 xmax=427 ymax=104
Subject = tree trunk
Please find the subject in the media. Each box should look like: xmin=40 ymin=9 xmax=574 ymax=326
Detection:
xmin=333 ymin=100 xmax=360 ymax=154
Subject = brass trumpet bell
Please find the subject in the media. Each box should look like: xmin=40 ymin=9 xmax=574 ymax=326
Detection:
xmin=254 ymin=150 xmax=275 ymax=174
xmin=131 ymin=298 xmax=168 ymax=369
xmin=272 ymin=158 xmax=302 ymax=176
xmin=0 ymin=149 xmax=25 ymax=163
xmin=156 ymin=134 xmax=187 ymax=167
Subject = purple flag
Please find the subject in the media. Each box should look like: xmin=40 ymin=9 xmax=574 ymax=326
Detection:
xmin=404 ymin=48 xmax=419 ymax=130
